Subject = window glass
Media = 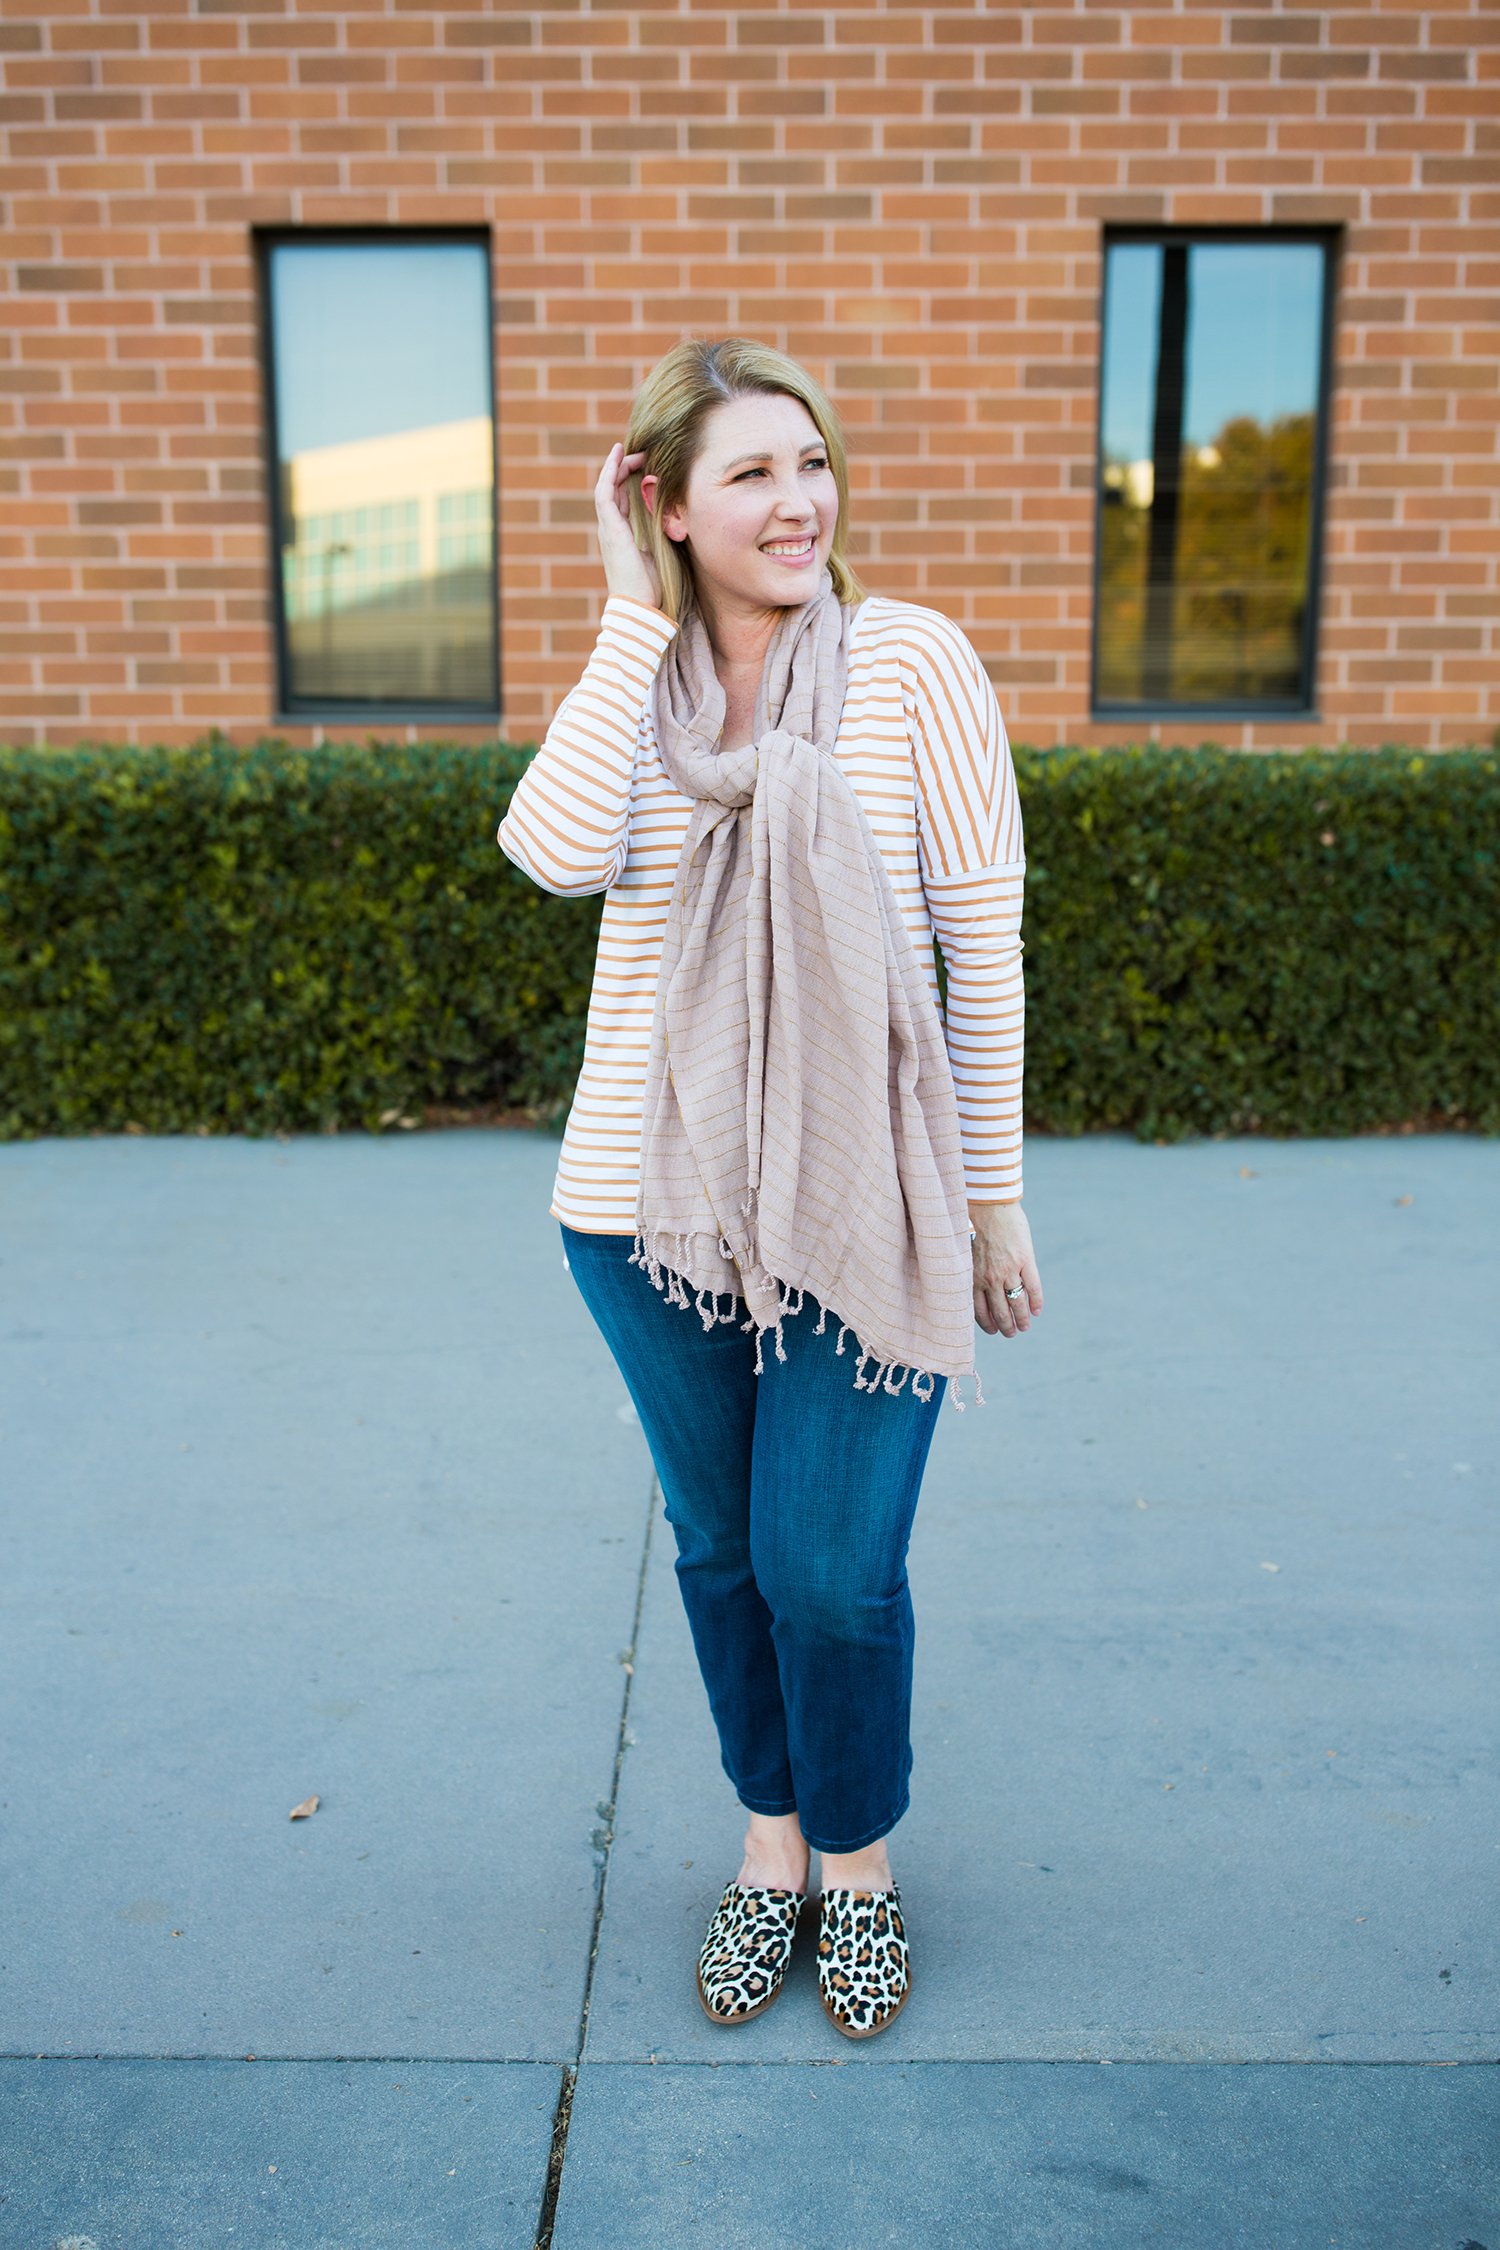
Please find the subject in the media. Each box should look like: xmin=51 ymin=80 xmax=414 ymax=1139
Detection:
xmin=266 ymin=238 xmax=496 ymax=712
xmin=1096 ymin=237 xmax=1330 ymax=712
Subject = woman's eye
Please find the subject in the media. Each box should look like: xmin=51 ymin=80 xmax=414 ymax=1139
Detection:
xmin=737 ymin=459 xmax=828 ymax=480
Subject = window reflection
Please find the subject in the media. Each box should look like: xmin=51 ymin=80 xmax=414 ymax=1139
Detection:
xmin=266 ymin=238 xmax=497 ymax=712
xmin=1095 ymin=237 xmax=1330 ymax=712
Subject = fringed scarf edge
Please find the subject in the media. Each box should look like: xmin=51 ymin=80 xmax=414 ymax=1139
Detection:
xmin=627 ymin=1222 xmax=986 ymax=1413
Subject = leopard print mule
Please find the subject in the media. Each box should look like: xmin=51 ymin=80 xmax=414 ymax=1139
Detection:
xmin=816 ymin=1883 xmax=912 ymax=2039
xmin=695 ymin=1880 xmax=806 ymax=2024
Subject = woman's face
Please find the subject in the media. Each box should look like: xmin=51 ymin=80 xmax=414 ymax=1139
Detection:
xmin=643 ymin=391 xmax=839 ymax=615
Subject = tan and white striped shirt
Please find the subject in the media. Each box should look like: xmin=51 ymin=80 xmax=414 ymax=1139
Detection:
xmin=497 ymin=593 xmax=1026 ymax=1235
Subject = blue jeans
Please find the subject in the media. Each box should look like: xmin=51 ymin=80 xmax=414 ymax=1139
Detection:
xmin=560 ymin=1223 xmax=948 ymax=1853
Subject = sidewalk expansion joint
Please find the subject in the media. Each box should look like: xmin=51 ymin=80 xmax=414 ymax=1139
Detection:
xmin=532 ymin=1467 xmax=661 ymax=2250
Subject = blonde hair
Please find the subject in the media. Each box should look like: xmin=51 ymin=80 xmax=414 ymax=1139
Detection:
xmin=623 ymin=337 xmax=867 ymax=623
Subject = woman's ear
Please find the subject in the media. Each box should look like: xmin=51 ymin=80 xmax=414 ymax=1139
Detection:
xmin=642 ymin=473 xmax=685 ymax=544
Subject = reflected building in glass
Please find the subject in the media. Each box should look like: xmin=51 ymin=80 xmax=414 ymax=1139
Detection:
xmin=262 ymin=236 xmax=498 ymax=719
xmin=1094 ymin=234 xmax=1333 ymax=720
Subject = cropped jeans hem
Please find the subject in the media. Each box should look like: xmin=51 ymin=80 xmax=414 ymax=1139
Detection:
xmin=797 ymin=1797 xmax=910 ymax=1856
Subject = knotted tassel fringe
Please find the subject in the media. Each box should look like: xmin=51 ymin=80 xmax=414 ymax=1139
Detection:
xmin=627 ymin=1223 xmax=984 ymax=1411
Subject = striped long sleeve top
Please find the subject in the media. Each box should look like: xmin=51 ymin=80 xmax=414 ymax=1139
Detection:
xmin=496 ymin=592 xmax=1026 ymax=1236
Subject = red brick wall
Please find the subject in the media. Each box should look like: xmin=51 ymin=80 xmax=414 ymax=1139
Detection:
xmin=2 ymin=1 xmax=1496 ymax=750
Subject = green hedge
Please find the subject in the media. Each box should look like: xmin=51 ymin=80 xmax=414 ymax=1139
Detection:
xmin=1 ymin=735 xmax=1496 ymax=1141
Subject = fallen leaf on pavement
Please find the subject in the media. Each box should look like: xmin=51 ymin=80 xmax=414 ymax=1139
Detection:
xmin=288 ymin=1794 xmax=320 ymax=1821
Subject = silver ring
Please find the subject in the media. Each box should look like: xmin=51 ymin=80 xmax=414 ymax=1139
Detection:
xmin=1004 ymin=1284 xmax=1025 ymax=1301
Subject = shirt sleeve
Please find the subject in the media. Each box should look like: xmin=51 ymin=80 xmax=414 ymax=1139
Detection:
xmin=496 ymin=595 xmax=679 ymax=898
xmin=900 ymin=610 xmax=1027 ymax=1205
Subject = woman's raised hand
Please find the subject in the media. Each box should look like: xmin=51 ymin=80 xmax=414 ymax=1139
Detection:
xmin=594 ymin=443 xmax=664 ymax=612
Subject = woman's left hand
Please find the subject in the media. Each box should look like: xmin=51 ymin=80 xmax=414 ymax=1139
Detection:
xmin=969 ymin=1201 xmax=1043 ymax=1338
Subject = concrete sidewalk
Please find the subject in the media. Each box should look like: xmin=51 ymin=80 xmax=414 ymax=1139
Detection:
xmin=1 ymin=1126 xmax=1495 ymax=2247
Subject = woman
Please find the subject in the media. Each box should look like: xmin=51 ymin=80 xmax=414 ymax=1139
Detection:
xmin=497 ymin=338 xmax=1041 ymax=2041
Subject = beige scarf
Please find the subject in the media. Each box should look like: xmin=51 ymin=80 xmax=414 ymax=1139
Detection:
xmin=629 ymin=565 xmax=985 ymax=1411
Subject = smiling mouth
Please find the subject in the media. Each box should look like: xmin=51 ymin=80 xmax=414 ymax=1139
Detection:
xmin=761 ymin=536 xmax=816 ymax=556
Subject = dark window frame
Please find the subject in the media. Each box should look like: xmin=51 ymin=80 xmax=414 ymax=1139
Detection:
xmin=252 ymin=223 xmax=502 ymax=726
xmin=1089 ymin=222 xmax=1342 ymax=725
